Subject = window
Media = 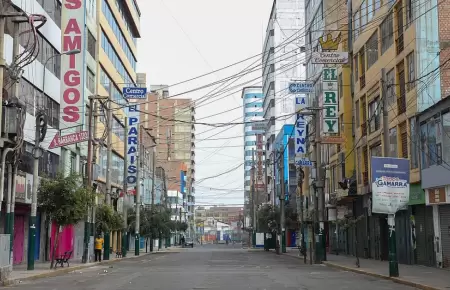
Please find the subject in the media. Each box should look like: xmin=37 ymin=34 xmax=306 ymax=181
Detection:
xmin=19 ymin=142 xmax=59 ymax=178
xmin=17 ymin=79 xmax=60 ymax=129
xmin=101 ymin=30 xmax=135 ymax=85
xmin=112 ymin=117 xmax=125 ymax=141
xmin=442 ymin=113 xmax=450 ymax=166
xmin=367 ymin=31 xmax=378 ymax=69
xmin=354 ymin=55 xmax=359 ymax=80
xmin=355 ymin=100 xmax=360 ymax=126
xmin=360 ymin=49 xmax=366 ymax=74
xmin=87 ymin=68 xmax=96 ymax=93
xmin=354 ymin=9 xmax=360 ymax=39
xmin=100 ymin=67 xmax=127 ymax=104
xmin=389 ymin=127 xmax=397 ymax=157
xmin=368 ymin=0 xmax=374 ymax=21
xmin=375 ymin=0 xmax=381 ymax=11
xmin=87 ymin=0 xmax=96 ymax=20
xmin=407 ymin=52 xmax=416 ymax=91
xmin=361 ymin=0 xmax=367 ymax=30
xmin=368 ymin=97 xmax=380 ymax=133
xmin=102 ymin=0 xmax=137 ymax=69
xmin=406 ymin=0 xmax=413 ymax=28
xmin=114 ymin=0 xmax=138 ymax=43
xmin=386 ymin=69 xmax=395 ymax=105
xmin=400 ymin=122 xmax=408 ymax=159
xmin=409 ymin=118 xmax=418 ymax=168
xmin=36 ymin=0 xmax=61 ymax=27
xmin=6 ymin=23 xmax=61 ymax=78
xmin=381 ymin=13 xmax=393 ymax=54
xmin=87 ymin=31 xmax=96 ymax=59
xmin=370 ymin=143 xmax=382 ymax=157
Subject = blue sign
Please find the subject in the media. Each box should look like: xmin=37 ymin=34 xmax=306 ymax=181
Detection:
xmin=371 ymin=157 xmax=410 ymax=215
xmin=295 ymin=157 xmax=313 ymax=167
xmin=123 ymin=87 xmax=147 ymax=99
xmin=180 ymin=170 xmax=186 ymax=194
xmin=289 ymin=82 xmax=314 ymax=93
xmin=126 ymin=105 xmax=140 ymax=185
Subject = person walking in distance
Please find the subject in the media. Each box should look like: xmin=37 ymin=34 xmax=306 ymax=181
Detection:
xmin=95 ymin=234 xmax=104 ymax=262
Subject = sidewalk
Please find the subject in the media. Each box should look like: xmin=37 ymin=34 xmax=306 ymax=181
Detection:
xmin=5 ymin=247 xmax=178 ymax=286
xmin=280 ymin=248 xmax=449 ymax=290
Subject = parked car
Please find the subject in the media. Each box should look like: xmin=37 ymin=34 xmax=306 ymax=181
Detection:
xmin=184 ymin=238 xmax=194 ymax=248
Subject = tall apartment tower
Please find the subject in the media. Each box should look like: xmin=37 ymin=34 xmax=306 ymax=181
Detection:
xmin=144 ymin=87 xmax=196 ymax=235
xmin=262 ymin=0 xmax=305 ymax=202
xmin=242 ymin=87 xmax=264 ymax=225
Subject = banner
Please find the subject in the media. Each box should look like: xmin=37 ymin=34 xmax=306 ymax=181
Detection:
xmin=371 ymin=157 xmax=410 ymax=214
xmin=126 ymin=105 xmax=139 ymax=186
xmin=294 ymin=95 xmax=308 ymax=156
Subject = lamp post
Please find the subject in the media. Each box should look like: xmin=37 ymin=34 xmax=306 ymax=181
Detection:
xmin=27 ymin=49 xmax=80 ymax=271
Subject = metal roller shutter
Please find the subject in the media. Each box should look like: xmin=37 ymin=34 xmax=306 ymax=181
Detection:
xmin=439 ymin=204 xmax=450 ymax=268
xmin=414 ymin=205 xmax=435 ymax=266
xmin=395 ymin=210 xmax=411 ymax=264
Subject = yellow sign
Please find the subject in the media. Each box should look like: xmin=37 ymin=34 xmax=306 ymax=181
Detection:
xmin=318 ymin=33 xmax=341 ymax=51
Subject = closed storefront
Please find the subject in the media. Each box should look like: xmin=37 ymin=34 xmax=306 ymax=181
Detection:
xmin=439 ymin=204 xmax=450 ymax=268
xmin=395 ymin=209 xmax=411 ymax=264
xmin=414 ymin=205 xmax=435 ymax=266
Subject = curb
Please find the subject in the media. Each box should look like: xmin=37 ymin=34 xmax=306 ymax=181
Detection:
xmin=3 ymin=249 xmax=179 ymax=286
xmin=322 ymin=261 xmax=442 ymax=290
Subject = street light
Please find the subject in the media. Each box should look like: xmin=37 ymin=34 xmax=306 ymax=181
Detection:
xmin=27 ymin=49 xmax=81 ymax=271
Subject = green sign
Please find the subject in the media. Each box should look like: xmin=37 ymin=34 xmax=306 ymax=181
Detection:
xmin=408 ymin=183 xmax=425 ymax=205
xmin=322 ymin=68 xmax=339 ymax=134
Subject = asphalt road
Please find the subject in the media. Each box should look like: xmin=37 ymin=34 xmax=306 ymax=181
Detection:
xmin=8 ymin=244 xmax=414 ymax=290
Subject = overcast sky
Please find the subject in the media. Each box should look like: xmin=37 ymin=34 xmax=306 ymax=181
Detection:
xmin=136 ymin=0 xmax=273 ymax=206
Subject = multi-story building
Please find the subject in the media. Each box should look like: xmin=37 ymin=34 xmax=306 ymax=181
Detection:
xmin=241 ymin=87 xmax=264 ymax=224
xmin=309 ymin=0 xmax=444 ymax=270
xmin=144 ymin=88 xmax=196 ymax=236
xmin=262 ymin=0 xmax=305 ymax=204
xmin=195 ymin=206 xmax=244 ymax=226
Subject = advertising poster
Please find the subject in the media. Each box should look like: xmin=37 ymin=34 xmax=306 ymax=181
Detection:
xmin=371 ymin=157 xmax=410 ymax=214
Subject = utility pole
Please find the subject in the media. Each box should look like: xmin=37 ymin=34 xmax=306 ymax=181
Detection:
xmin=298 ymin=166 xmax=306 ymax=263
xmin=279 ymin=150 xmax=286 ymax=254
xmin=122 ymin=117 xmax=128 ymax=258
xmin=381 ymin=68 xmax=398 ymax=277
xmin=0 ymin=3 xmax=6 ymax=127
xmin=134 ymin=132 xmax=141 ymax=256
xmin=314 ymin=108 xmax=325 ymax=263
xmin=104 ymin=91 xmax=113 ymax=261
xmin=151 ymin=147 xmax=156 ymax=206
xmin=82 ymin=96 xmax=95 ymax=263
xmin=251 ymin=148 xmax=256 ymax=247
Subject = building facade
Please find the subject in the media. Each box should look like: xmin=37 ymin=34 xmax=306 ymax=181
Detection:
xmin=143 ymin=89 xmax=196 ymax=237
xmin=241 ymin=87 xmax=264 ymax=224
xmin=262 ymin=0 xmax=305 ymax=206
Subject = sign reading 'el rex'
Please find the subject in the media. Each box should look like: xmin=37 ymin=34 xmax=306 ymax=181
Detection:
xmin=127 ymin=105 xmax=140 ymax=185
xmin=61 ymin=0 xmax=86 ymax=125
xmin=322 ymin=68 xmax=339 ymax=134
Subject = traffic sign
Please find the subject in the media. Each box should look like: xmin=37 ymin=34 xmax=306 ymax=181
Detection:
xmin=48 ymin=131 xmax=88 ymax=149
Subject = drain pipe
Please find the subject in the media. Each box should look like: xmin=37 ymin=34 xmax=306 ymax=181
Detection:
xmin=0 ymin=148 xmax=14 ymax=210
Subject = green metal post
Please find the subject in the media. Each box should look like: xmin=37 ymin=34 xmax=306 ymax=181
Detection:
xmin=281 ymin=230 xmax=286 ymax=253
xmin=135 ymin=234 xmax=140 ymax=255
xmin=388 ymin=215 xmax=399 ymax=277
xmin=103 ymin=233 xmax=110 ymax=260
xmin=122 ymin=232 xmax=127 ymax=257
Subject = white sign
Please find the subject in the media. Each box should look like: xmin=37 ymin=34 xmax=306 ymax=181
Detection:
xmin=322 ymin=68 xmax=339 ymax=134
xmin=295 ymin=96 xmax=308 ymax=156
xmin=312 ymin=52 xmax=349 ymax=64
xmin=295 ymin=157 xmax=313 ymax=167
xmin=60 ymin=0 xmax=86 ymax=127
xmin=127 ymin=106 xmax=139 ymax=185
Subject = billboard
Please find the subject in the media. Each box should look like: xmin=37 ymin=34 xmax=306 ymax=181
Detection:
xmin=126 ymin=105 xmax=139 ymax=186
xmin=371 ymin=157 xmax=410 ymax=214
xmin=60 ymin=0 xmax=86 ymax=127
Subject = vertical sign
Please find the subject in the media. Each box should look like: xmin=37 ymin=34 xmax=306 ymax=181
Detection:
xmin=180 ymin=170 xmax=186 ymax=194
xmin=61 ymin=0 xmax=86 ymax=127
xmin=371 ymin=157 xmax=410 ymax=214
xmin=127 ymin=104 xmax=139 ymax=186
xmin=322 ymin=68 xmax=339 ymax=134
xmin=294 ymin=95 xmax=308 ymax=156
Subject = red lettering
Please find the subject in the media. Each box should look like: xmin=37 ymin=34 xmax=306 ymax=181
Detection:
xmin=63 ymin=88 xmax=80 ymax=105
xmin=63 ymin=35 xmax=81 ymax=68
xmin=63 ymin=107 xmax=80 ymax=123
xmin=64 ymin=70 xmax=80 ymax=86
xmin=64 ymin=19 xmax=81 ymax=34
xmin=65 ymin=0 xmax=81 ymax=9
